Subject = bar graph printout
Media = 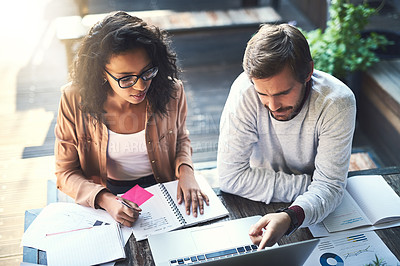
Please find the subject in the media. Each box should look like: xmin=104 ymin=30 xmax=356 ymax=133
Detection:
xmin=304 ymin=231 xmax=399 ymax=266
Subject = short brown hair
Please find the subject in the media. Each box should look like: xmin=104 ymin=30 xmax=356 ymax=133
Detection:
xmin=243 ymin=24 xmax=313 ymax=83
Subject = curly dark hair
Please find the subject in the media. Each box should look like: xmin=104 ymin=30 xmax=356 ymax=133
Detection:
xmin=71 ymin=11 xmax=179 ymax=122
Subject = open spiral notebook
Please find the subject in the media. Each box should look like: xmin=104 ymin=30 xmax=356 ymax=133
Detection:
xmin=129 ymin=174 xmax=229 ymax=241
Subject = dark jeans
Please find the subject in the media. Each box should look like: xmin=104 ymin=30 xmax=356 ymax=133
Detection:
xmin=106 ymin=174 xmax=157 ymax=195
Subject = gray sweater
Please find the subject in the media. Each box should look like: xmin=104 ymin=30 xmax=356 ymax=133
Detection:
xmin=217 ymin=70 xmax=356 ymax=227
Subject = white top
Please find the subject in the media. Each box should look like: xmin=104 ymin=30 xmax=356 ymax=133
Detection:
xmin=217 ymin=70 xmax=356 ymax=227
xmin=106 ymin=129 xmax=153 ymax=180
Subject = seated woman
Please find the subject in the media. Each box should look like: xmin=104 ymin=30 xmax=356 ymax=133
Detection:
xmin=54 ymin=11 xmax=208 ymax=227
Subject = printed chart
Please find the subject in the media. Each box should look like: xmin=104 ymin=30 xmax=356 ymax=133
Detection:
xmin=304 ymin=231 xmax=399 ymax=265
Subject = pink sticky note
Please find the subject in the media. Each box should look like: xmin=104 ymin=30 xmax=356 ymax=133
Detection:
xmin=121 ymin=185 xmax=154 ymax=206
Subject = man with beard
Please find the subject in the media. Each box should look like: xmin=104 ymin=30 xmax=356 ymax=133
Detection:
xmin=217 ymin=24 xmax=356 ymax=249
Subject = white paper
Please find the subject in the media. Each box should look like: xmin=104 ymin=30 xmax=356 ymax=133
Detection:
xmin=46 ymin=223 xmax=125 ymax=266
xmin=130 ymin=174 xmax=229 ymax=241
xmin=322 ymin=175 xmax=400 ymax=233
xmin=322 ymin=190 xmax=371 ymax=232
xmin=22 ymin=202 xmax=132 ymax=251
xmin=130 ymin=184 xmax=180 ymax=241
xmin=304 ymin=231 xmax=399 ymax=266
xmin=347 ymin=175 xmax=400 ymax=224
xmin=309 ymin=219 xmax=400 ymax=238
xmin=163 ymin=174 xmax=229 ymax=226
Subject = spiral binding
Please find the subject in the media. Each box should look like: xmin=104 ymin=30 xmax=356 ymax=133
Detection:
xmin=159 ymin=183 xmax=186 ymax=225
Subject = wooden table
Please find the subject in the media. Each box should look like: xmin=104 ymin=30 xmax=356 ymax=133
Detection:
xmin=23 ymin=166 xmax=400 ymax=265
xmin=121 ymin=166 xmax=400 ymax=265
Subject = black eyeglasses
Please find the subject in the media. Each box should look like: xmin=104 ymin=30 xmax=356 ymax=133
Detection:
xmin=104 ymin=66 xmax=158 ymax=88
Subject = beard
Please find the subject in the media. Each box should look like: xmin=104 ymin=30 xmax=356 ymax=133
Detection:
xmin=265 ymin=84 xmax=307 ymax=121
xmin=267 ymin=106 xmax=295 ymax=121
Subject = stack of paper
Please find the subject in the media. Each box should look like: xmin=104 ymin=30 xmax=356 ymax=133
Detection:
xmin=22 ymin=202 xmax=131 ymax=265
xmin=306 ymin=175 xmax=400 ymax=265
xmin=46 ymin=223 xmax=125 ymax=266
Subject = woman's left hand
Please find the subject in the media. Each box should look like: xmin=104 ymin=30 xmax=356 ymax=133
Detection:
xmin=176 ymin=164 xmax=209 ymax=217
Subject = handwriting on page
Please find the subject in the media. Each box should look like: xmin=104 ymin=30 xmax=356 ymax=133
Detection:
xmin=122 ymin=185 xmax=154 ymax=206
xmin=139 ymin=212 xmax=169 ymax=231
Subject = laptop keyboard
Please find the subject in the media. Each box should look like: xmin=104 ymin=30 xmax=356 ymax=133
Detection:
xmin=169 ymin=244 xmax=258 ymax=265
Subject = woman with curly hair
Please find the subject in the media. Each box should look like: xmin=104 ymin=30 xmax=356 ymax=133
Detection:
xmin=54 ymin=11 xmax=209 ymax=226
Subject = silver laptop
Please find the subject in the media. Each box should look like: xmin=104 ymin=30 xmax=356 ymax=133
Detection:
xmin=148 ymin=215 xmax=318 ymax=266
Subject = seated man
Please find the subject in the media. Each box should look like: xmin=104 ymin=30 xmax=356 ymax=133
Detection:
xmin=217 ymin=24 xmax=356 ymax=249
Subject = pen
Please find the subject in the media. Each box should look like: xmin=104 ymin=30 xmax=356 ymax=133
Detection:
xmin=116 ymin=197 xmax=141 ymax=212
xmin=116 ymin=197 xmax=133 ymax=209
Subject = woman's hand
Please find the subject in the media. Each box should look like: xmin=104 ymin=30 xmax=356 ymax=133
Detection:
xmin=176 ymin=164 xmax=209 ymax=217
xmin=96 ymin=190 xmax=142 ymax=227
xmin=248 ymin=212 xmax=291 ymax=250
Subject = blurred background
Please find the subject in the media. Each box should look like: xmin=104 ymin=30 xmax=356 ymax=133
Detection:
xmin=0 ymin=0 xmax=399 ymax=265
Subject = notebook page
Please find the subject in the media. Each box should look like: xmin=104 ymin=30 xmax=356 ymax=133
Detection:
xmin=347 ymin=175 xmax=400 ymax=225
xmin=322 ymin=190 xmax=371 ymax=232
xmin=130 ymin=183 xmax=181 ymax=241
xmin=46 ymin=223 xmax=125 ymax=266
xmin=163 ymin=174 xmax=229 ymax=226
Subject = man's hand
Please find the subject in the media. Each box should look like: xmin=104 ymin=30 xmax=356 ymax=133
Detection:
xmin=249 ymin=212 xmax=291 ymax=250
xmin=176 ymin=164 xmax=209 ymax=217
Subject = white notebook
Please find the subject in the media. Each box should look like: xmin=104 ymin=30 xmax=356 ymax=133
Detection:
xmin=45 ymin=223 xmax=125 ymax=266
xmin=322 ymin=175 xmax=400 ymax=233
xmin=131 ymin=174 xmax=229 ymax=241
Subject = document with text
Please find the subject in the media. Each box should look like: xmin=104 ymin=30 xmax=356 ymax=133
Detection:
xmin=46 ymin=223 xmax=125 ymax=266
xmin=304 ymin=231 xmax=399 ymax=266
xmin=322 ymin=175 xmax=400 ymax=233
xmin=21 ymin=202 xmax=132 ymax=251
xmin=131 ymin=174 xmax=229 ymax=241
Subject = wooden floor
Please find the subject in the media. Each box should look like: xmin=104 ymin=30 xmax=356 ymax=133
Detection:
xmin=1 ymin=1 xmax=398 ymax=265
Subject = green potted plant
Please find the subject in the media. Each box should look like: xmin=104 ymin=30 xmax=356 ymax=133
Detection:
xmin=302 ymin=0 xmax=392 ymax=82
